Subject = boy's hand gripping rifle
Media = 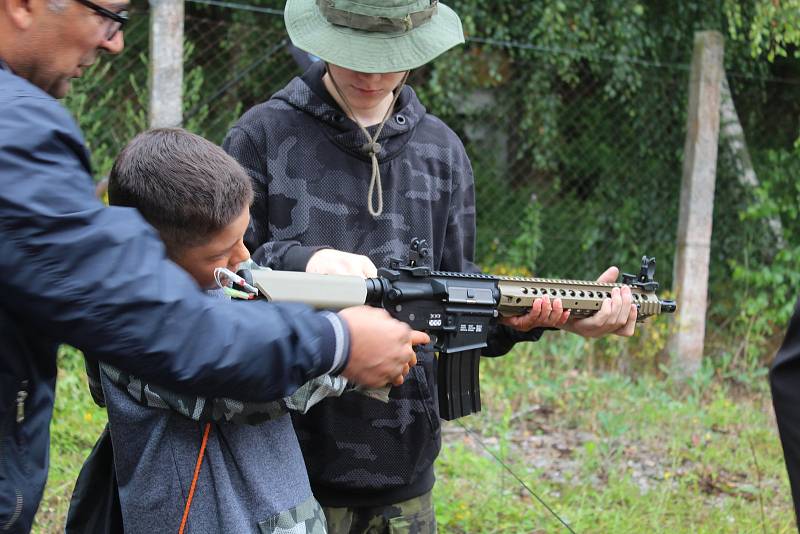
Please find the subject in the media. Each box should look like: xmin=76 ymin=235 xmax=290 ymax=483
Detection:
xmin=243 ymin=239 xmax=676 ymax=420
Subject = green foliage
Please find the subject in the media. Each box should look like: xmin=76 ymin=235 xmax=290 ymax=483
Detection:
xmin=721 ymin=148 xmax=800 ymax=360
xmin=505 ymin=197 xmax=543 ymax=271
xmin=64 ymin=58 xmax=147 ymax=179
xmin=726 ymin=0 xmax=800 ymax=61
xmin=63 ymin=8 xmax=280 ymax=178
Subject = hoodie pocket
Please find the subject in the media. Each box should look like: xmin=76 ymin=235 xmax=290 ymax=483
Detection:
xmin=258 ymin=495 xmax=327 ymax=534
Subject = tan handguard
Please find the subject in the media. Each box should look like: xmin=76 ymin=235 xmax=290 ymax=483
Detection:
xmin=497 ymin=277 xmax=669 ymax=321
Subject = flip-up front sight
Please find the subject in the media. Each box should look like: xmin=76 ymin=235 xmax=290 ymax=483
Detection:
xmin=622 ymin=255 xmax=659 ymax=291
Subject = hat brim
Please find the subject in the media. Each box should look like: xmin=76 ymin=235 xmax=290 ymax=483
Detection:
xmin=284 ymin=0 xmax=465 ymax=73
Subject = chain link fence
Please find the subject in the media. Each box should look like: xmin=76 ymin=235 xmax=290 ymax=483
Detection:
xmin=48 ymin=7 xmax=800 ymax=530
xmin=66 ymin=2 xmax=800 ymax=352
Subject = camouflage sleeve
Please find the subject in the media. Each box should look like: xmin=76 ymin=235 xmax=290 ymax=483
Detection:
xmin=439 ymin=137 xmax=479 ymax=275
xmin=100 ymin=362 xmax=289 ymax=425
xmin=284 ymin=375 xmax=350 ymax=413
xmin=223 ymin=125 xmax=326 ymax=271
xmin=222 ymin=126 xmax=271 ymax=255
xmin=99 ymin=363 xmax=371 ymax=424
xmin=285 ymin=378 xmax=392 ymax=413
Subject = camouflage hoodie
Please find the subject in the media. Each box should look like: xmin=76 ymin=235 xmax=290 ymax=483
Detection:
xmin=223 ymin=61 xmax=542 ymax=507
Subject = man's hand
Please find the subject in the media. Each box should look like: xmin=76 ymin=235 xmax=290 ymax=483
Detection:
xmin=561 ymin=266 xmax=637 ymax=338
xmin=338 ymin=306 xmax=429 ymax=387
xmin=500 ymin=294 xmax=571 ymax=331
xmin=307 ymin=249 xmax=377 ymax=278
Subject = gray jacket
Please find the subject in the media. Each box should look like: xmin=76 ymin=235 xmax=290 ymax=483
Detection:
xmin=101 ymin=291 xmax=341 ymax=533
xmin=102 ymin=367 xmax=326 ymax=533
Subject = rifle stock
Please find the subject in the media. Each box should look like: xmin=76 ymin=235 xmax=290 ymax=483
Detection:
xmin=245 ymin=239 xmax=676 ymax=420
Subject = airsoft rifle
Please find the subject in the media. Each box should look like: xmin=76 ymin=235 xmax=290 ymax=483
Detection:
xmin=239 ymin=239 xmax=676 ymax=420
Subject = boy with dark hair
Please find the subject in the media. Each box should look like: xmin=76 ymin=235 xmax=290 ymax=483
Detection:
xmin=107 ymin=127 xmax=254 ymax=289
xmin=87 ymin=128 xmax=418 ymax=533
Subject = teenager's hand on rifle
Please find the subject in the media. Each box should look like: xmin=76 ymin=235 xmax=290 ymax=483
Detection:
xmin=500 ymin=294 xmax=570 ymax=331
xmin=337 ymin=306 xmax=430 ymax=387
xmin=307 ymin=249 xmax=378 ymax=278
xmin=561 ymin=266 xmax=638 ymax=338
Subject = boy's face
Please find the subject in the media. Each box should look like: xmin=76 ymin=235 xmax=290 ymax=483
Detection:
xmin=326 ymin=64 xmax=408 ymax=112
xmin=171 ymin=206 xmax=251 ymax=290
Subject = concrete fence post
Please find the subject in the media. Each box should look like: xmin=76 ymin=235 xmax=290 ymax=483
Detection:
xmin=668 ymin=31 xmax=725 ymax=379
xmin=149 ymin=0 xmax=184 ymax=128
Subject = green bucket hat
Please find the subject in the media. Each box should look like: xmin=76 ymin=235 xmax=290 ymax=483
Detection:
xmin=284 ymin=0 xmax=465 ymax=73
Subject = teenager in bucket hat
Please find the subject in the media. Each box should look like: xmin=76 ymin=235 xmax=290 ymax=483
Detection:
xmin=285 ymin=0 xmax=466 ymax=218
xmin=224 ymin=2 xmax=638 ymax=531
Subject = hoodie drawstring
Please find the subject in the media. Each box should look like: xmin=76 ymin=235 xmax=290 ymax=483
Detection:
xmin=327 ymin=68 xmax=410 ymax=217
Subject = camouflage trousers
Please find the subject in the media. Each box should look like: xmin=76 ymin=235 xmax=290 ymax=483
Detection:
xmin=323 ymin=491 xmax=436 ymax=534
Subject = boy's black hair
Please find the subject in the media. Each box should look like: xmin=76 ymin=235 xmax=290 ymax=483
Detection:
xmin=109 ymin=128 xmax=253 ymax=254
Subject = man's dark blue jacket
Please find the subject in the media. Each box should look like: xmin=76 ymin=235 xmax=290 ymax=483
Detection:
xmin=0 ymin=67 xmax=349 ymax=533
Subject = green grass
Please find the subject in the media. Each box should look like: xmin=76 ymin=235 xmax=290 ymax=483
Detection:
xmin=433 ymin=333 xmax=794 ymax=533
xmin=33 ymin=337 xmax=794 ymax=533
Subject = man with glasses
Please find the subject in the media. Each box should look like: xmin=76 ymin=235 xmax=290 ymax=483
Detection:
xmin=0 ymin=1 xmax=424 ymax=532
xmin=1 ymin=0 xmax=127 ymax=98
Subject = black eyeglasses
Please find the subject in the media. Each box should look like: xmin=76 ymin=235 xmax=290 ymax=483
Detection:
xmin=72 ymin=0 xmax=128 ymax=40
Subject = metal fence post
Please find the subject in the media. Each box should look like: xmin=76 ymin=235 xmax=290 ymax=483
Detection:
xmin=149 ymin=0 xmax=184 ymax=128
xmin=668 ymin=31 xmax=724 ymax=379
